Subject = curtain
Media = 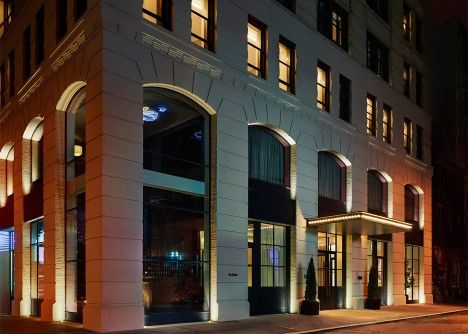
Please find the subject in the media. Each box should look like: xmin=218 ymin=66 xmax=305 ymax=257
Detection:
xmin=368 ymin=171 xmax=384 ymax=212
xmin=405 ymin=186 xmax=419 ymax=222
xmin=318 ymin=152 xmax=342 ymax=200
xmin=249 ymin=127 xmax=285 ymax=185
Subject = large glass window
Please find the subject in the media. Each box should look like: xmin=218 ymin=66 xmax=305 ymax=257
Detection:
xmin=367 ymin=94 xmax=376 ymax=136
xmin=405 ymin=244 xmax=420 ymax=303
xmin=368 ymin=170 xmax=387 ymax=216
xmin=317 ymin=61 xmax=330 ymax=111
xmin=142 ymin=0 xmax=171 ymax=29
xmin=260 ymin=223 xmax=286 ymax=287
xmin=247 ymin=17 xmax=266 ymax=78
xmin=278 ymin=37 xmax=295 ymax=93
xmin=65 ymin=88 xmax=86 ymax=322
xmin=367 ymin=240 xmax=386 ymax=288
xmin=191 ymin=0 xmax=214 ymax=50
xmin=318 ymin=152 xmax=344 ymax=202
xmin=30 ymin=218 xmax=44 ymax=317
xmin=249 ymin=126 xmax=288 ymax=186
xmin=318 ymin=232 xmax=343 ymax=288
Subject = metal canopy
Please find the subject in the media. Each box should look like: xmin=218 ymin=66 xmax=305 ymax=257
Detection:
xmin=305 ymin=211 xmax=413 ymax=235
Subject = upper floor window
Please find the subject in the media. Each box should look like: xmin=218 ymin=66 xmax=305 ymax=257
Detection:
xmin=339 ymin=74 xmax=351 ymax=122
xmin=403 ymin=4 xmax=412 ymax=42
xmin=415 ymin=16 xmax=422 ymax=52
xmin=317 ymin=61 xmax=330 ymax=111
xmin=23 ymin=26 xmax=31 ymax=81
xmin=318 ymin=151 xmax=347 ymax=216
xmin=74 ymin=0 xmax=87 ymax=22
xmin=368 ymin=170 xmax=388 ymax=216
xmin=191 ymin=0 xmax=215 ymax=51
xmin=35 ymin=6 xmax=45 ymax=66
xmin=7 ymin=51 xmax=14 ymax=97
xmin=367 ymin=32 xmax=389 ymax=81
xmin=249 ymin=126 xmax=289 ymax=187
xmin=382 ymin=104 xmax=392 ymax=144
xmin=403 ymin=62 xmax=411 ymax=98
xmin=317 ymin=0 xmax=348 ymax=50
xmin=142 ymin=0 xmax=171 ymax=29
xmin=247 ymin=17 xmax=266 ymax=78
xmin=416 ymin=70 xmax=422 ymax=107
xmin=366 ymin=93 xmax=376 ymax=136
xmin=0 ymin=63 xmax=5 ymax=107
xmin=56 ymin=0 xmax=68 ymax=42
xmin=0 ymin=0 xmax=14 ymax=38
xmin=5 ymin=145 xmax=14 ymax=196
xmin=367 ymin=0 xmax=388 ymax=22
xmin=278 ymin=37 xmax=295 ymax=94
xmin=404 ymin=185 xmax=419 ymax=223
xmin=276 ymin=0 xmax=295 ymax=12
xmin=404 ymin=117 xmax=412 ymax=154
xmin=416 ymin=125 xmax=423 ymax=160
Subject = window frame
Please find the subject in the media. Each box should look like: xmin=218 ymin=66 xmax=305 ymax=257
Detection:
xmin=278 ymin=36 xmax=295 ymax=94
xmin=339 ymin=74 xmax=351 ymax=122
xmin=0 ymin=63 xmax=5 ymax=107
xmin=382 ymin=104 xmax=392 ymax=144
xmin=35 ymin=6 xmax=45 ymax=66
xmin=142 ymin=0 xmax=172 ymax=30
xmin=366 ymin=0 xmax=388 ymax=22
xmin=403 ymin=3 xmax=412 ymax=42
xmin=191 ymin=0 xmax=216 ymax=51
xmin=404 ymin=117 xmax=412 ymax=154
xmin=247 ymin=16 xmax=267 ymax=79
xmin=56 ymin=0 xmax=68 ymax=42
xmin=317 ymin=60 xmax=331 ymax=111
xmin=367 ymin=32 xmax=389 ymax=81
xmin=74 ymin=0 xmax=87 ymax=22
xmin=317 ymin=0 xmax=348 ymax=50
xmin=23 ymin=25 xmax=31 ymax=81
xmin=366 ymin=93 xmax=376 ymax=136
xmin=403 ymin=62 xmax=411 ymax=98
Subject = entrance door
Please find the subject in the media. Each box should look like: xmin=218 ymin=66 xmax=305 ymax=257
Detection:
xmin=367 ymin=240 xmax=388 ymax=305
xmin=318 ymin=232 xmax=344 ymax=309
xmin=248 ymin=222 xmax=289 ymax=315
xmin=30 ymin=218 xmax=44 ymax=317
xmin=405 ymin=245 xmax=420 ymax=303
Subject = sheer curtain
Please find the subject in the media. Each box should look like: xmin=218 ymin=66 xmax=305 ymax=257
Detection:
xmin=249 ymin=127 xmax=285 ymax=185
xmin=318 ymin=152 xmax=342 ymax=200
xmin=368 ymin=171 xmax=384 ymax=213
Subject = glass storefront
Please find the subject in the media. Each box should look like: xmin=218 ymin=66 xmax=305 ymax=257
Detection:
xmin=405 ymin=244 xmax=421 ymax=303
xmin=367 ymin=239 xmax=387 ymax=304
xmin=30 ymin=218 xmax=44 ymax=317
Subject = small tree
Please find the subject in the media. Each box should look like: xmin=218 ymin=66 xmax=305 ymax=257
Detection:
xmin=305 ymin=257 xmax=317 ymax=302
xmin=367 ymin=265 xmax=379 ymax=300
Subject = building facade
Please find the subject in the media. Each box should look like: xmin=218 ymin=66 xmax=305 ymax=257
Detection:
xmin=0 ymin=0 xmax=433 ymax=332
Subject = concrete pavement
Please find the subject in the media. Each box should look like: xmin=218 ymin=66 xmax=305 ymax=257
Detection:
xmin=0 ymin=304 xmax=466 ymax=334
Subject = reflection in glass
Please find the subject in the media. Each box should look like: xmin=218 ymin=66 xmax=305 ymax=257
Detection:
xmin=30 ymin=218 xmax=44 ymax=317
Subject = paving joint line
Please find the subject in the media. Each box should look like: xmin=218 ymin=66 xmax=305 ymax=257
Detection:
xmin=285 ymin=309 xmax=468 ymax=334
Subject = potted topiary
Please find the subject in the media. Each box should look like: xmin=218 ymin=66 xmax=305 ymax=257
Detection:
xmin=364 ymin=265 xmax=381 ymax=309
xmin=300 ymin=257 xmax=320 ymax=315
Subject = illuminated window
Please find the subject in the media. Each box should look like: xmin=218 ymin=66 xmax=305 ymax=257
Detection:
xmin=403 ymin=62 xmax=411 ymax=97
xmin=247 ymin=17 xmax=266 ymax=78
xmin=56 ymin=0 xmax=67 ymax=41
xmin=403 ymin=4 xmax=411 ymax=42
xmin=367 ymin=94 xmax=376 ymax=136
xmin=5 ymin=145 xmax=13 ymax=196
xmin=317 ymin=0 xmax=348 ymax=50
xmin=278 ymin=37 xmax=295 ymax=93
xmin=317 ymin=61 xmax=330 ymax=111
xmin=30 ymin=122 xmax=43 ymax=183
xmin=0 ymin=0 xmax=14 ymax=38
xmin=367 ymin=32 xmax=389 ymax=81
xmin=191 ymin=0 xmax=214 ymax=50
xmin=142 ymin=0 xmax=171 ymax=29
xmin=382 ymin=104 xmax=392 ymax=144
xmin=416 ymin=70 xmax=422 ymax=107
xmin=23 ymin=26 xmax=31 ymax=81
xmin=404 ymin=117 xmax=412 ymax=154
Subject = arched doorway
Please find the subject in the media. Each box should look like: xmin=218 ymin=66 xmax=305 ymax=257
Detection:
xmin=142 ymin=86 xmax=211 ymax=325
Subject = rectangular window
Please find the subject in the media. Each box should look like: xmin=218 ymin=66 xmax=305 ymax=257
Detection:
xmin=0 ymin=63 xmax=5 ymax=107
xmin=260 ymin=223 xmax=286 ymax=287
xmin=415 ymin=15 xmax=422 ymax=52
xmin=367 ymin=0 xmax=388 ymax=22
xmin=317 ymin=0 xmax=348 ymax=50
xmin=416 ymin=125 xmax=423 ymax=160
xmin=23 ymin=26 xmax=31 ymax=81
xmin=404 ymin=117 xmax=412 ymax=154
xmin=339 ymin=74 xmax=351 ymax=122
xmin=367 ymin=32 xmax=389 ymax=81
xmin=56 ymin=0 xmax=68 ymax=42
xmin=403 ymin=62 xmax=411 ymax=98
xmin=367 ymin=94 xmax=376 ymax=136
xmin=0 ymin=0 xmax=14 ymax=38
xmin=191 ymin=0 xmax=215 ymax=51
xmin=7 ymin=51 xmax=14 ymax=97
xmin=382 ymin=104 xmax=392 ymax=144
xmin=247 ymin=17 xmax=266 ymax=78
xmin=35 ymin=6 xmax=45 ymax=66
xmin=74 ymin=0 xmax=87 ymax=22
xmin=317 ymin=61 xmax=330 ymax=111
xmin=278 ymin=37 xmax=295 ymax=94
xmin=416 ymin=70 xmax=422 ymax=107
xmin=403 ymin=4 xmax=411 ymax=42
xmin=142 ymin=0 xmax=171 ymax=29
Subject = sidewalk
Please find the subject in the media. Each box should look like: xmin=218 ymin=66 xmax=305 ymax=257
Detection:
xmin=0 ymin=304 xmax=466 ymax=334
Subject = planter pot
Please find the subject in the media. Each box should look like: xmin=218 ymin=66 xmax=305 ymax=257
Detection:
xmin=300 ymin=300 xmax=320 ymax=315
xmin=364 ymin=298 xmax=381 ymax=310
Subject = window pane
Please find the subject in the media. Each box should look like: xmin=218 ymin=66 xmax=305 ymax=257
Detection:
xmin=318 ymin=232 xmax=326 ymax=250
xmin=247 ymin=45 xmax=261 ymax=69
xmin=248 ymin=23 xmax=261 ymax=48
xmin=279 ymin=43 xmax=290 ymax=65
xmin=279 ymin=62 xmax=290 ymax=83
xmin=274 ymin=267 xmax=285 ymax=287
xmin=261 ymin=223 xmax=273 ymax=244
xmin=261 ymin=266 xmax=273 ymax=286
xmin=191 ymin=12 xmax=208 ymax=40
xmin=317 ymin=67 xmax=327 ymax=86
xmin=192 ymin=0 xmax=208 ymax=16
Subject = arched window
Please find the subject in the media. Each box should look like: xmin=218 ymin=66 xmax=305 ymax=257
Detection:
xmin=5 ymin=146 xmax=14 ymax=197
xmin=249 ymin=126 xmax=290 ymax=187
xmin=64 ymin=87 xmax=86 ymax=322
xmin=405 ymin=185 xmax=419 ymax=223
xmin=30 ymin=122 xmax=43 ymax=183
xmin=318 ymin=151 xmax=346 ymax=216
xmin=368 ymin=170 xmax=388 ymax=216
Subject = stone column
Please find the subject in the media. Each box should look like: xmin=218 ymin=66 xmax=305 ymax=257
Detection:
xmin=351 ymin=234 xmax=367 ymax=309
xmin=392 ymin=232 xmax=406 ymax=305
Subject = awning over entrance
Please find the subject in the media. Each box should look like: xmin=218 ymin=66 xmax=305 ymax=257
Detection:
xmin=306 ymin=211 xmax=412 ymax=235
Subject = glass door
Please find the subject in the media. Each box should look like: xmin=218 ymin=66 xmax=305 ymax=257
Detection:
xmin=367 ymin=240 xmax=387 ymax=305
xmin=318 ymin=232 xmax=344 ymax=309
xmin=30 ymin=218 xmax=44 ymax=317
xmin=405 ymin=245 xmax=420 ymax=303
